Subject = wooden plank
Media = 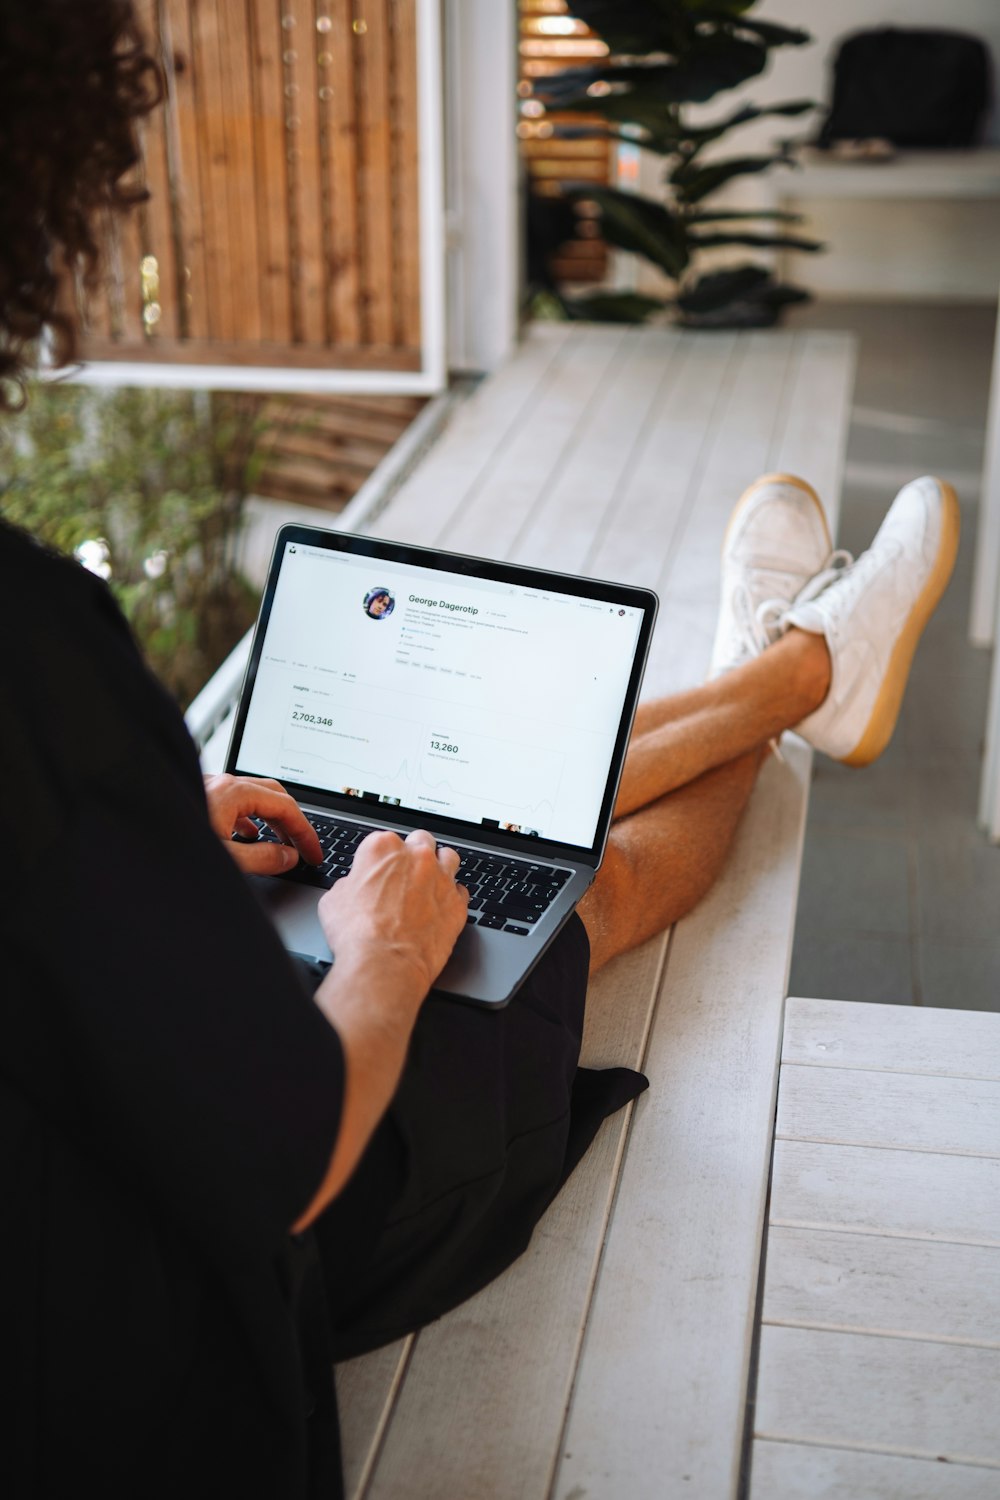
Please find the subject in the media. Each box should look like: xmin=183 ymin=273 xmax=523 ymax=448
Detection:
xmin=751 ymin=1438 xmax=996 ymax=1499
xmin=508 ymin=328 xmax=682 ymax=575
xmin=783 ymin=996 xmax=1000 ymax=1081
xmin=776 ymin=1063 xmax=1000 ymax=1159
xmin=271 ymin=405 xmax=416 ymax=445
xmin=762 ymin=1224 xmax=1000 ymax=1348
xmin=369 ymin=324 xmax=572 ymax=542
xmin=643 ymin=331 xmax=797 ymax=695
xmin=770 ymin=1139 xmax=1000 ymax=1246
xmin=336 ymin=1338 xmax=412 ymax=1500
xmin=190 ymin=0 xmax=238 ymax=339
xmin=311 ymin=392 xmax=425 ymax=419
xmin=134 ymin=0 xmax=181 ymax=341
xmin=585 ymin=332 xmax=739 ymax=591
xmin=255 ymin=477 xmax=355 ymax=509
xmin=766 ymin=331 xmax=856 ymax=538
xmin=217 ymin=0 xmax=263 ymax=343
xmin=656 ymin=332 xmax=798 ymax=594
xmin=83 ymin=211 xmax=116 ymax=339
xmin=324 ymin=0 xmax=362 ymax=348
xmin=161 ymin=0 xmax=210 ymax=339
xmin=266 ymin=429 xmax=391 ymax=468
xmin=755 ymin=1324 xmax=1000 ymax=1467
xmin=355 ymin=0 xmax=395 ymax=347
xmin=256 ymin=456 xmax=359 ymax=493
xmin=249 ymin=0 xmax=294 ymax=342
xmin=388 ymin=0 xmax=420 ymax=351
xmin=358 ymin=934 xmax=669 ymax=1500
xmin=554 ymin=745 xmax=814 ymax=1500
xmin=286 ymin=0 xmax=327 ymax=345
xmin=111 ymin=182 xmax=147 ymax=344
xmin=440 ymin=325 xmax=627 ymax=559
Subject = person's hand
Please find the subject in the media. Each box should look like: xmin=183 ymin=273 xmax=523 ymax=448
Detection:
xmin=203 ymin=773 xmax=323 ymax=875
xmin=318 ymin=828 xmax=468 ymax=995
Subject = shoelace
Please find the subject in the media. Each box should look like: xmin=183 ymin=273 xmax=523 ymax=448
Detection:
xmin=752 ymin=548 xmax=855 ymax=649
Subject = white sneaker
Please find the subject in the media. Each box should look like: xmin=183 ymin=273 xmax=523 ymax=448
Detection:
xmin=709 ymin=473 xmax=835 ymax=678
xmin=786 ymin=476 xmax=960 ymax=766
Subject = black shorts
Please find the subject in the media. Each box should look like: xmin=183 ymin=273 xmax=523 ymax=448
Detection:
xmin=310 ymin=916 xmax=646 ymax=1360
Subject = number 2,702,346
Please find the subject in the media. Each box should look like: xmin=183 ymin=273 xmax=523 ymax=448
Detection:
xmin=291 ymin=711 xmax=333 ymax=727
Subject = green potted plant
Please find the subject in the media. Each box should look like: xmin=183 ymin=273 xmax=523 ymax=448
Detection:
xmin=527 ymin=0 xmax=823 ymax=327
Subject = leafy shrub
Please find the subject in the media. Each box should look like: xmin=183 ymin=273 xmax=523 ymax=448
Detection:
xmin=0 ymin=384 xmax=262 ymax=704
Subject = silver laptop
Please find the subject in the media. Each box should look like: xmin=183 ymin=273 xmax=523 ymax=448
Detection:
xmin=226 ymin=524 xmax=657 ymax=1007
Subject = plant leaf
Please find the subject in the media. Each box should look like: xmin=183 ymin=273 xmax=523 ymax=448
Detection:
xmin=686 ymin=208 xmax=804 ymax=223
xmin=566 ymin=292 xmax=667 ymax=324
xmin=671 ymin=152 xmax=792 ymax=202
xmin=751 ymin=282 xmax=812 ymax=308
xmin=564 ymin=1 xmax=682 ymax=56
xmin=685 ymin=0 xmax=757 ymax=13
xmin=688 ymin=230 xmax=824 ymax=252
xmin=676 ymin=264 xmax=771 ymax=313
xmin=568 ymin=184 xmax=690 ymax=279
xmin=703 ymin=12 xmax=812 ymax=47
xmin=679 ymin=98 xmax=814 ymax=147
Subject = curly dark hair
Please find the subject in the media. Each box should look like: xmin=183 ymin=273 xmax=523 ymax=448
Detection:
xmin=0 ymin=0 xmax=161 ymax=409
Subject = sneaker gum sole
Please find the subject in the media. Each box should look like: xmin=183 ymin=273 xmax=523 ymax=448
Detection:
xmin=840 ymin=478 xmax=961 ymax=768
xmin=720 ymin=471 xmax=832 ymax=557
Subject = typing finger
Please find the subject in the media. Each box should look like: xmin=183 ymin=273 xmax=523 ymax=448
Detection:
xmin=226 ymin=839 xmax=302 ymax=877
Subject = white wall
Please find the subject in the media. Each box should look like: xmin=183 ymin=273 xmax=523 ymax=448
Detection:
xmin=637 ymin=0 xmax=1000 ymax=302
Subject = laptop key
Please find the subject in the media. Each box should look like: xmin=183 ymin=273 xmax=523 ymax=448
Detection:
xmin=505 ymin=924 xmax=530 ymax=936
xmin=478 ymin=913 xmax=506 ymax=929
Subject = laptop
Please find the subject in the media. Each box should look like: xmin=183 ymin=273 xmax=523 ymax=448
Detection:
xmin=225 ymin=524 xmax=658 ymax=1007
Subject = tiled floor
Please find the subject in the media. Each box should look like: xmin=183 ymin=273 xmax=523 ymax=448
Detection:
xmin=786 ymin=300 xmax=1000 ymax=1011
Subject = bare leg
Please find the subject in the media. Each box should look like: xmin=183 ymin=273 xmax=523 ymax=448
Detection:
xmin=616 ymin=627 xmax=830 ymax=818
xmin=580 ymin=750 xmax=763 ymax=974
xmin=579 ymin=627 xmax=831 ymax=974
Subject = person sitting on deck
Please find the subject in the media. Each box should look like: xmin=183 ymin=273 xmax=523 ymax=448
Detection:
xmin=0 ymin=4 xmax=959 ymax=1496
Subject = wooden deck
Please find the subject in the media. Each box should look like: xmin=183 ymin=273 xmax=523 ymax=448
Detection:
xmin=332 ymin=323 xmax=855 ymax=1499
xmin=198 ymin=321 xmax=857 ymax=1497
xmin=752 ymin=997 xmax=1000 ymax=1497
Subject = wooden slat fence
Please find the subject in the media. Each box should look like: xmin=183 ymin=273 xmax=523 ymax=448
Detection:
xmin=255 ymin=391 xmax=425 ymax=506
xmin=77 ymin=0 xmax=422 ymax=371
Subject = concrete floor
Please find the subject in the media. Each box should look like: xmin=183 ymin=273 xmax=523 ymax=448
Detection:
xmin=785 ymin=300 xmax=1000 ymax=1011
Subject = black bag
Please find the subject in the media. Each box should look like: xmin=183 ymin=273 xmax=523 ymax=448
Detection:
xmin=819 ymin=27 xmax=992 ymax=149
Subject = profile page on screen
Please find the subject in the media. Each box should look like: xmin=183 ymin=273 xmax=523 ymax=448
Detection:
xmin=236 ymin=542 xmax=645 ymax=849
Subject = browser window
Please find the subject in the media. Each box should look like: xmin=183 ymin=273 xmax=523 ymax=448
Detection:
xmin=236 ymin=541 xmax=644 ymax=847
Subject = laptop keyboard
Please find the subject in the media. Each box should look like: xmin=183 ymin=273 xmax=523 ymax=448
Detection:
xmin=250 ymin=813 xmax=573 ymax=936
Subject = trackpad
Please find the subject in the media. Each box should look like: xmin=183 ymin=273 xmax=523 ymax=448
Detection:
xmin=247 ymin=876 xmax=332 ymax=964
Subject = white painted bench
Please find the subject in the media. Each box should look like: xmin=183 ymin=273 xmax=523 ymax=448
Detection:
xmin=751 ymin=996 xmax=1000 ymax=1496
xmin=197 ymin=323 xmax=856 ymax=1498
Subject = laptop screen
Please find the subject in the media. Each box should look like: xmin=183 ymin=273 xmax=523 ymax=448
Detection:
xmin=229 ymin=530 xmax=656 ymax=857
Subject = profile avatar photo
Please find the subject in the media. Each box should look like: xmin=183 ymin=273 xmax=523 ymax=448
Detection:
xmin=363 ymin=586 xmax=395 ymax=620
